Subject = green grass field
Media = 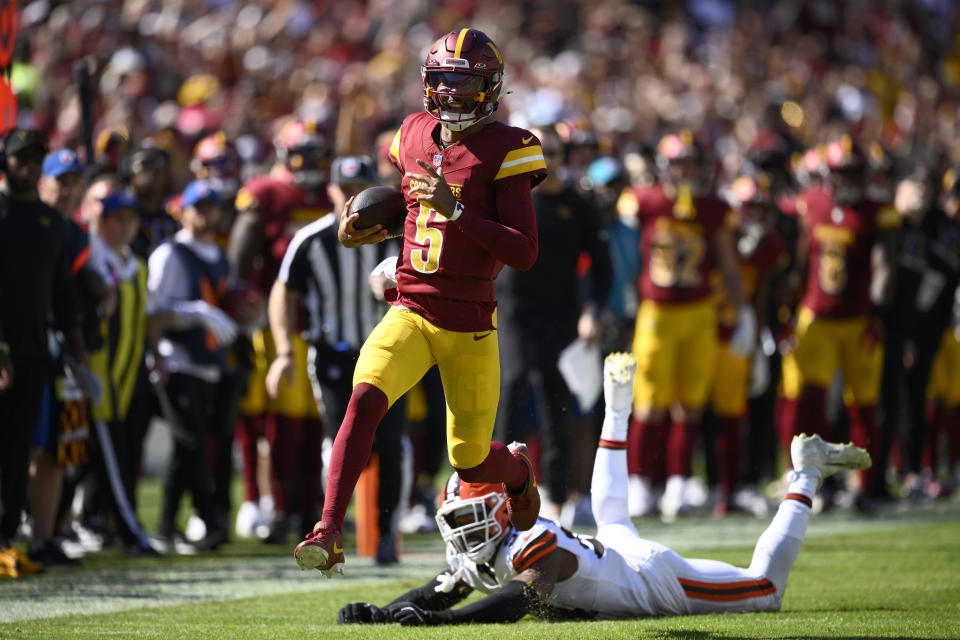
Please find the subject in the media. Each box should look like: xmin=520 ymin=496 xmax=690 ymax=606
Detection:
xmin=3 ymin=483 xmax=959 ymax=640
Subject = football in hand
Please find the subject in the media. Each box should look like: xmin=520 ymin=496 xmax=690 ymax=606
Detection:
xmin=349 ymin=186 xmax=406 ymax=236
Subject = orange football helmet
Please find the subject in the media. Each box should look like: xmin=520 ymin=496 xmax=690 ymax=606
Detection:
xmin=435 ymin=472 xmax=511 ymax=565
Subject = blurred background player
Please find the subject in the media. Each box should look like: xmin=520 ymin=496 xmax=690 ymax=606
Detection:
xmin=705 ymin=175 xmax=787 ymax=517
xmin=267 ymin=155 xmax=404 ymax=563
xmin=625 ymin=130 xmax=753 ymax=521
xmin=778 ymin=136 xmax=899 ymax=512
xmin=126 ymin=139 xmax=177 ymax=260
xmin=494 ymin=124 xmax=612 ymax=521
xmin=27 ymin=148 xmax=96 ymax=566
xmin=147 ymin=180 xmax=237 ymax=553
xmin=228 ymin=118 xmax=332 ymax=541
xmin=84 ymin=188 xmax=158 ymax=557
xmin=912 ymin=169 xmax=960 ymax=497
xmin=0 ymin=129 xmax=86 ymax=577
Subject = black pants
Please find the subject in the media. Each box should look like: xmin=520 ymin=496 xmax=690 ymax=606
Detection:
xmin=0 ymin=359 xmax=47 ymax=545
xmin=309 ymin=344 xmax=403 ymax=536
xmin=160 ymin=373 xmax=218 ymax=534
xmin=495 ymin=323 xmax=574 ymax=503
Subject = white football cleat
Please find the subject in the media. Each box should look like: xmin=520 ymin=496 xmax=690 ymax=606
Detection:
xmin=791 ymin=433 xmax=871 ymax=480
xmin=603 ymin=352 xmax=637 ymax=413
xmin=234 ymin=501 xmax=260 ymax=539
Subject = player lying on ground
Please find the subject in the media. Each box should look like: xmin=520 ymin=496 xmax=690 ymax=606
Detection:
xmin=337 ymin=353 xmax=871 ymax=625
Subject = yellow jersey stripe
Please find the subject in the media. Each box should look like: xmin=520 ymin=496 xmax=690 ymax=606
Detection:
xmin=389 ymin=128 xmax=402 ymax=165
xmin=454 ymin=28 xmax=469 ymax=59
xmin=501 ymin=145 xmax=544 ymax=164
xmin=495 ymin=154 xmax=547 ymax=180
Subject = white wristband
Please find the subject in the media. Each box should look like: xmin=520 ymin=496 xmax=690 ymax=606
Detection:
xmin=450 ymin=201 xmax=465 ymax=221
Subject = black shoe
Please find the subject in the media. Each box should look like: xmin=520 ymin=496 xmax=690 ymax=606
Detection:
xmin=124 ymin=541 xmax=163 ymax=558
xmin=195 ymin=527 xmax=228 ymax=553
xmin=29 ymin=540 xmax=81 ymax=568
xmin=375 ymin=533 xmax=399 ymax=566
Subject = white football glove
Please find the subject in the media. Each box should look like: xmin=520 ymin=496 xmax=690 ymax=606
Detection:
xmin=175 ymin=300 xmax=238 ymax=346
xmin=728 ymin=306 xmax=757 ymax=359
xmin=371 ymin=256 xmax=398 ymax=283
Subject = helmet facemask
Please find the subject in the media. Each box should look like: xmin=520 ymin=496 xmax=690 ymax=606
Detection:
xmin=435 ymin=489 xmax=509 ymax=565
xmin=422 ymin=29 xmax=505 ymax=131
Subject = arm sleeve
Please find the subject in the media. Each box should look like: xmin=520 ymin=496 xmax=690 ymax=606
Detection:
xmin=433 ymin=579 xmax=533 ymax=624
xmin=386 ymin=572 xmax=474 ymax=611
xmin=277 ymin=229 xmax=314 ymax=294
xmin=147 ymin=244 xmax=187 ymax=315
xmin=453 ymin=175 xmax=539 ymax=271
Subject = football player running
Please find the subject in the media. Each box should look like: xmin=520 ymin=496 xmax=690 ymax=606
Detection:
xmin=337 ymin=353 xmax=871 ymax=624
xmin=294 ymin=28 xmax=547 ymax=577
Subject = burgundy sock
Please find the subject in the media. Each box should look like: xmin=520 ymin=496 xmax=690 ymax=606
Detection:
xmin=946 ymin=407 xmax=960 ymax=468
xmin=848 ymin=405 xmax=879 ymax=492
xmin=630 ymin=414 xmax=668 ymax=483
xmin=321 ymin=383 xmax=388 ymax=530
xmin=236 ymin=415 xmax=261 ymax=502
xmin=455 ymin=441 xmax=528 ymax=491
xmin=796 ymin=386 xmax=830 ymax=440
xmin=775 ymin=396 xmax=794 ymax=456
xmin=667 ymin=418 xmax=699 ymax=477
xmin=270 ymin=415 xmax=304 ymax=515
xmin=715 ymin=415 xmax=742 ymax=492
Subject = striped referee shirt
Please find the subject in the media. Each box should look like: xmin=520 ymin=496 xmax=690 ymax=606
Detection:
xmin=278 ymin=214 xmax=398 ymax=350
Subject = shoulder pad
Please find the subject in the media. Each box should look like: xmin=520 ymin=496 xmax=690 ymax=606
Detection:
xmin=509 ymin=522 xmax=559 ymax=573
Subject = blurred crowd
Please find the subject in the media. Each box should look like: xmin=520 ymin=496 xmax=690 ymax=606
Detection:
xmin=2 ymin=0 xmax=960 ymax=577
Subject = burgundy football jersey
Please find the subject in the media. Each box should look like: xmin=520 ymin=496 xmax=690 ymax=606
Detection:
xmin=387 ymin=111 xmax=547 ymax=331
xmin=714 ymin=228 xmax=788 ymax=341
xmin=234 ymin=171 xmax=332 ymax=295
xmin=798 ymin=186 xmax=900 ymax=318
xmin=632 ymin=184 xmax=737 ymax=305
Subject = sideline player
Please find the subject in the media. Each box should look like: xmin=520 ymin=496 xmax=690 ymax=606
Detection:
xmin=707 ymin=175 xmax=787 ymax=516
xmin=623 ymin=131 xmax=754 ymax=520
xmin=336 ymin=353 xmax=871 ymax=624
xmin=294 ymin=28 xmax=547 ymax=576
xmin=778 ymin=136 xmax=898 ymax=508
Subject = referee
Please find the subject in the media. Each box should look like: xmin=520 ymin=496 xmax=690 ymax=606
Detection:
xmin=266 ymin=156 xmax=404 ymax=564
xmin=0 ymin=129 xmax=85 ymax=572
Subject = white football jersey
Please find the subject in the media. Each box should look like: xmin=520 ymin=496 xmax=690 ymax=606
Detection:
xmin=446 ymin=518 xmax=687 ymax=618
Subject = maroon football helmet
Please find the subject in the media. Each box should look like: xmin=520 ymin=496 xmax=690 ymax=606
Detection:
xmin=422 ymin=28 xmax=504 ymax=131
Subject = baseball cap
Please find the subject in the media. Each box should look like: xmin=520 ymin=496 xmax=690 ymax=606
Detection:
xmin=331 ymin=155 xmax=376 ymax=186
xmin=101 ymin=190 xmax=139 ymax=216
xmin=182 ymin=179 xmax=222 ymax=208
xmin=3 ymin=128 xmax=48 ymax=157
xmin=42 ymin=149 xmax=83 ymax=178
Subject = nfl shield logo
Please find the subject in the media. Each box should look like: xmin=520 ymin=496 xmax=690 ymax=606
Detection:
xmin=433 ymin=153 xmax=443 ymax=167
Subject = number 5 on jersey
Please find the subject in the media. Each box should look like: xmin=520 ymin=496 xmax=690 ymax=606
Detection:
xmin=412 ymin=204 xmax=445 ymax=274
